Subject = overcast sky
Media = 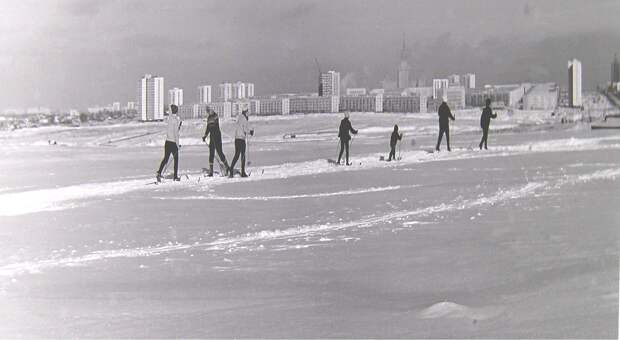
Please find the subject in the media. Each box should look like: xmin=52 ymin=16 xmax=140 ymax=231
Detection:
xmin=1 ymin=0 xmax=619 ymax=109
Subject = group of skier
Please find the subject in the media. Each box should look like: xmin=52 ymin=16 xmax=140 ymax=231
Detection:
xmin=201 ymin=103 xmax=254 ymax=178
xmin=155 ymin=103 xmax=253 ymax=182
xmin=434 ymin=97 xmax=497 ymax=151
xmin=155 ymin=98 xmax=497 ymax=181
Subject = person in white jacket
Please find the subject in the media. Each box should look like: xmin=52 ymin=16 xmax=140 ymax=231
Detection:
xmin=229 ymin=104 xmax=254 ymax=177
xmin=156 ymin=105 xmax=182 ymax=182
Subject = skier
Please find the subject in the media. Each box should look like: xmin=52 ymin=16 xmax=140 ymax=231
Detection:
xmin=156 ymin=104 xmax=182 ymax=182
xmin=229 ymin=104 xmax=254 ymax=178
xmin=337 ymin=112 xmax=358 ymax=165
xmin=202 ymin=108 xmax=230 ymax=176
xmin=479 ymin=98 xmax=497 ymax=150
xmin=388 ymin=124 xmax=403 ymax=161
xmin=435 ymin=97 xmax=455 ymax=151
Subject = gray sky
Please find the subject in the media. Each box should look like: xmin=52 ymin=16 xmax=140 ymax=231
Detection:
xmin=1 ymin=0 xmax=619 ymax=109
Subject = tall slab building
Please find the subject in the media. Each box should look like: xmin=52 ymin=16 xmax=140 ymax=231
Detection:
xmin=320 ymin=71 xmax=340 ymax=96
xmin=198 ymin=85 xmax=212 ymax=104
xmin=568 ymin=59 xmax=582 ymax=107
xmin=168 ymin=87 xmax=183 ymax=106
xmin=140 ymin=74 xmax=164 ymax=121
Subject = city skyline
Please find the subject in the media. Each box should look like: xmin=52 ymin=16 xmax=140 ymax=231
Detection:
xmin=1 ymin=0 xmax=619 ymax=110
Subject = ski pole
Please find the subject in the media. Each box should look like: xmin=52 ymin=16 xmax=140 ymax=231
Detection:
xmin=336 ymin=138 xmax=341 ymax=161
xmin=246 ymin=135 xmax=251 ymax=166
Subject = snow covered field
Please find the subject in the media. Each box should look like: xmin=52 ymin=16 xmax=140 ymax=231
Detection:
xmin=0 ymin=110 xmax=618 ymax=338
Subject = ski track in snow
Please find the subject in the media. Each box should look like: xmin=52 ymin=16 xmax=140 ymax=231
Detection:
xmin=1 ymin=167 xmax=618 ymax=280
xmin=417 ymin=301 xmax=504 ymax=321
xmin=1 ymin=135 xmax=620 ymax=217
xmin=0 ymin=179 xmax=154 ymax=216
xmin=154 ymin=184 xmax=419 ymax=201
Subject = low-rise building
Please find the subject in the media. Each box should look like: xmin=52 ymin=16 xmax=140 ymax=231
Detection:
xmin=522 ymin=83 xmax=558 ymax=110
xmin=345 ymin=88 xmax=368 ymax=96
xmin=256 ymin=97 xmax=290 ymax=115
xmin=177 ymin=103 xmax=211 ymax=119
xmin=339 ymin=94 xmax=383 ymax=113
xmin=403 ymin=86 xmax=433 ymax=99
xmin=444 ymin=86 xmax=466 ymax=110
xmin=289 ymin=96 xmax=339 ymax=114
xmin=427 ymin=97 xmax=443 ymax=112
xmin=466 ymin=84 xmax=530 ymax=108
xmin=208 ymin=101 xmax=233 ymax=120
xmin=383 ymin=94 xmax=423 ymax=113
xmin=177 ymin=104 xmax=194 ymax=119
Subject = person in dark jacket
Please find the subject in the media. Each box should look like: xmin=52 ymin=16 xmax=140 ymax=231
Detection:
xmin=388 ymin=124 xmax=403 ymax=161
xmin=337 ymin=112 xmax=358 ymax=165
xmin=435 ymin=98 xmax=455 ymax=151
xmin=202 ymin=109 xmax=230 ymax=176
xmin=479 ymin=98 xmax=497 ymax=150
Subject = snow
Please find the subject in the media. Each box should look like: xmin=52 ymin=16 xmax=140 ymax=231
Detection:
xmin=0 ymin=111 xmax=618 ymax=338
xmin=1 ymin=133 xmax=618 ymax=217
xmin=417 ymin=301 xmax=504 ymax=321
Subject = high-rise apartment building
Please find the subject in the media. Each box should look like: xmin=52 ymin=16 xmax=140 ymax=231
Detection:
xmin=320 ymin=71 xmax=340 ymax=96
xmin=432 ymin=78 xmax=449 ymax=99
xmin=219 ymin=83 xmax=233 ymax=101
xmin=447 ymin=74 xmax=460 ymax=86
xmin=232 ymin=82 xmax=255 ymax=99
xmin=140 ymin=74 xmax=164 ymax=121
xmin=461 ymin=73 xmax=476 ymax=89
xmin=168 ymin=87 xmax=183 ymax=106
xmin=219 ymin=82 xmax=254 ymax=101
xmin=568 ymin=59 xmax=582 ymax=107
xmin=198 ymin=85 xmax=212 ymax=104
xmin=233 ymin=82 xmax=246 ymax=99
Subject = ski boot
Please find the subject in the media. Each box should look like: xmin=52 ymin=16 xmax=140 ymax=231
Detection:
xmin=156 ymin=172 xmax=162 ymax=183
xmin=207 ymin=163 xmax=214 ymax=177
xmin=173 ymin=176 xmax=181 ymax=182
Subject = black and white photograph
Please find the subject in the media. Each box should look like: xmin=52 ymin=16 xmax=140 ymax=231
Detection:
xmin=0 ymin=0 xmax=619 ymax=338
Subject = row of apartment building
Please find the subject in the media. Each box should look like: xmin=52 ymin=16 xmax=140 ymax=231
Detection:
xmin=139 ymin=74 xmax=257 ymax=121
xmin=176 ymin=93 xmax=429 ymax=119
xmin=141 ymin=73 xmax=558 ymax=122
xmin=170 ymin=82 xmax=256 ymax=106
xmin=182 ymin=84 xmax=557 ymax=120
xmin=158 ymin=90 xmax=560 ymax=122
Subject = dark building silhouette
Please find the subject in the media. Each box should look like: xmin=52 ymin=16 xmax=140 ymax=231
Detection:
xmin=612 ymin=54 xmax=620 ymax=84
xmin=397 ymin=34 xmax=411 ymax=89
